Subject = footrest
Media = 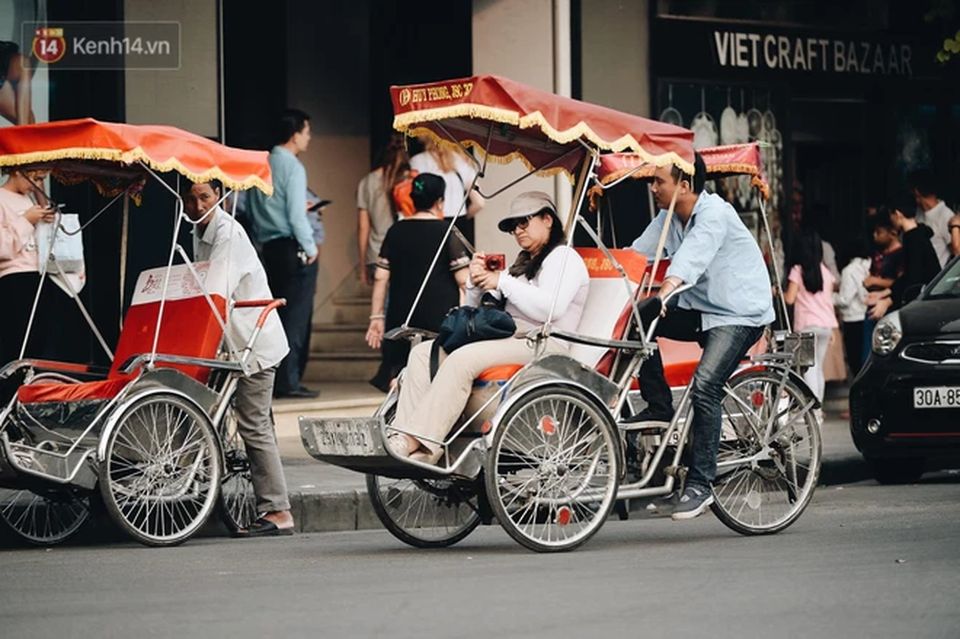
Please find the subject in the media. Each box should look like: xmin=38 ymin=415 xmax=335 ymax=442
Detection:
xmin=299 ymin=416 xmax=442 ymax=480
xmin=1 ymin=435 xmax=97 ymax=489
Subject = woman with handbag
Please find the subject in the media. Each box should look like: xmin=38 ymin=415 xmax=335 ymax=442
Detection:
xmin=387 ymin=191 xmax=589 ymax=464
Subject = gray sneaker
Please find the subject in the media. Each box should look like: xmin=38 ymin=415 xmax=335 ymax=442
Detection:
xmin=671 ymin=485 xmax=714 ymax=520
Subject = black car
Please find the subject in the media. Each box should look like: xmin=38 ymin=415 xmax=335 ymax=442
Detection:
xmin=850 ymin=256 xmax=960 ymax=483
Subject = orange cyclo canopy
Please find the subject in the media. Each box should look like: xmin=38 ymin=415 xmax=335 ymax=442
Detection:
xmin=0 ymin=118 xmax=273 ymax=196
xmin=595 ymin=142 xmax=770 ymax=200
xmin=391 ymin=75 xmax=695 ymax=180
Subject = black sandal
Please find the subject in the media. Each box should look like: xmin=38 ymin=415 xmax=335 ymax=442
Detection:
xmin=233 ymin=517 xmax=295 ymax=538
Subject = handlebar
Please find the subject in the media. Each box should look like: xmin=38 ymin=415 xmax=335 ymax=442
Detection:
xmin=384 ymin=326 xmax=438 ymax=342
xmin=234 ymin=298 xmax=286 ymax=328
xmin=641 ymin=282 xmax=695 ymax=343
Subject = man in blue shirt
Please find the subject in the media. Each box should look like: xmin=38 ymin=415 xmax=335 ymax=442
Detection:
xmin=629 ymin=153 xmax=774 ymax=520
xmin=247 ymin=108 xmax=319 ymax=399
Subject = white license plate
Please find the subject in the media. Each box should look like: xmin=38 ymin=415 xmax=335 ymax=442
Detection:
xmin=311 ymin=420 xmax=378 ymax=455
xmin=913 ymin=386 xmax=960 ymax=409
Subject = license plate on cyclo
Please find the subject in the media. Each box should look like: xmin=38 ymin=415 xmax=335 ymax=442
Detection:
xmin=310 ymin=418 xmax=380 ymax=455
xmin=913 ymin=386 xmax=960 ymax=409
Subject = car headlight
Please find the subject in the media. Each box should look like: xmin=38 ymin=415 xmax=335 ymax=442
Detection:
xmin=872 ymin=311 xmax=902 ymax=356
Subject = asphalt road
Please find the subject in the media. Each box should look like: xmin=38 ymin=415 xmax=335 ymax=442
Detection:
xmin=1 ymin=475 xmax=958 ymax=639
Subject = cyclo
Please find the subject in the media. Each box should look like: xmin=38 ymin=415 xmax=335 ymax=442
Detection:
xmin=300 ymin=76 xmax=822 ymax=552
xmin=0 ymin=119 xmax=275 ymax=546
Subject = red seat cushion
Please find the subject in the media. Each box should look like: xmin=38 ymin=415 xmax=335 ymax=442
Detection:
xmin=16 ymin=378 xmax=131 ymax=404
xmin=475 ymin=364 xmax=523 ymax=384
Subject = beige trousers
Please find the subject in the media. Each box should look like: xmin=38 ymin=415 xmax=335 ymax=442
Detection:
xmin=395 ymin=337 xmax=565 ymax=453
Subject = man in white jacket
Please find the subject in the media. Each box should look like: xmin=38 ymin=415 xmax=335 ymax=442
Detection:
xmin=185 ymin=180 xmax=295 ymax=537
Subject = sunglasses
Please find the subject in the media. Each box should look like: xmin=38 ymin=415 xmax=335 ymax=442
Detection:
xmin=504 ymin=213 xmax=539 ymax=233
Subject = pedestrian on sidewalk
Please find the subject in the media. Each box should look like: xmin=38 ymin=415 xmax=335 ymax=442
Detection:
xmin=246 ymin=108 xmax=320 ymax=399
xmin=784 ymin=227 xmax=838 ymax=403
xmin=834 ymin=238 xmax=871 ymax=375
xmin=909 ymin=169 xmax=954 ymax=267
xmin=867 ymin=200 xmax=942 ymax=319
xmin=357 ymin=136 xmax=408 ymax=287
xmin=861 ymin=215 xmax=903 ymax=363
xmin=409 ymin=137 xmax=484 ymax=247
xmin=185 ymin=180 xmax=295 ymax=537
xmin=365 ymin=173 xmax=470 ymax=391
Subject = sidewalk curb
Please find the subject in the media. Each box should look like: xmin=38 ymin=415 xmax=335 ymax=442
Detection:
xmin=289 ymin=488 xmax=381 ymax=533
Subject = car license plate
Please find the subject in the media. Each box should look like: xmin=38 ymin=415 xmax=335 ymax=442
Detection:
xmin=310 ymin=419 xmax=379 ymax=456
xmin=913 ymin=386 xmax=960 ymax=409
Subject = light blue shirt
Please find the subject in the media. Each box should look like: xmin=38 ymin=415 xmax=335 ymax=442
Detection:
xmin=246 ymin=146 xmax=317 ymax=257
xmin=631 ymin=192 xmax=774 ymax=330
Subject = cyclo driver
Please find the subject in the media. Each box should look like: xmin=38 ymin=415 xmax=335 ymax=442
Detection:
xmin=627 ymin=152 xmax=774 ymax=520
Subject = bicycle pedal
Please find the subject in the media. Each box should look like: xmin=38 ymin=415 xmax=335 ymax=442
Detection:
xmin=663 ymin=465 xmax=688 ymax=479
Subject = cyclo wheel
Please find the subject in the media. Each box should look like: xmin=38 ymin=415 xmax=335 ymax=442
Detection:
xmin=485 ymin=386 xmax=620 ymax=553
xmin=365 ymin=392 xmax=482 ymax=548
xmin=708 ymin=369 xmax=821 ymax=535
xmin=99 ymin=393 xmax=222 ymax=546
xmin=216 ymin=404 xmax=257 ymax=532
xmin=366 ymin=474 xmax=482 ymax=548
xmin=0 ymin=487 xmax=90 ymax=546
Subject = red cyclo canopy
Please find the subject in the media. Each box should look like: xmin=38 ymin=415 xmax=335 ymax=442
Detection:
xmin=595 ymin=142 xmax=770 ymax=199
xmin=391 ymin=75 xmax=695 ymax=180
xmin=0 ymin=118 xmax=273 ymax=195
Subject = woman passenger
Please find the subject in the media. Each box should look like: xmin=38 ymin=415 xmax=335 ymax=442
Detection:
xmin=386 ymin=191 xmax=589 ymax=463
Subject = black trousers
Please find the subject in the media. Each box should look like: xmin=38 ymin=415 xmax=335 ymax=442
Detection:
xmin=637 ymin=307 xmax=704 ymax=414
xmin=842 ymin=320 xmax=864 ymax=378
xmin=261 ymin=238 xmax=316 ymax=394
xmin=0 ymin=272 xmax=81 ymax=400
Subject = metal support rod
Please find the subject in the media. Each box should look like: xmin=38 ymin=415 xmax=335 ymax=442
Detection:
xmin=119 ymin=193 xmax=130 ymax=328
xmin=642 ymin=182 xmax=680 ymax=299
xmin=543 ymin=151 xmax=599 ymax=335
xmin=758 ymin=197 xmax=791 ymax=332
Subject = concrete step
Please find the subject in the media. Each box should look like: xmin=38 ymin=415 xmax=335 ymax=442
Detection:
xmin=304 ymin=351 xmax=380 ymax=382
xmin=310 ymin=323 xmax=369 ymax=353
xmin=331 ymin=296 xmax=371 ymax=325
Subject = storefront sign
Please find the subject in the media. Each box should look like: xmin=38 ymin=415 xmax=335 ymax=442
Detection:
xmin=713 ymin=31 xmax=913 ymax=76
xmin=651 ymin=18 xmax=939 ymax=84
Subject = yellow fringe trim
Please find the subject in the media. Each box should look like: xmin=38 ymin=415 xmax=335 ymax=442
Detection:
xmin=394 ymin=102 xmax=695 ymax=175
xmin=405 ymin=126 xmax=579 ymax=182
xmin=0 ymin=146 xmax=273 ymax=195
xmin=597 ymin=164 xmax=657 ymax=186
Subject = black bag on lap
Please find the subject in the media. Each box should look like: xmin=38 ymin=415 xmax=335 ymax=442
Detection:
xmin=429 ymin=294 xmax=516 ymax=378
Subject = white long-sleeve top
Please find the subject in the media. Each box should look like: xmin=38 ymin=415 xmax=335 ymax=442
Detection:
xmin=465 ymin=245 xmax=589 ymax=334
xmin=833 ymin=257 xmax=870 ymax=323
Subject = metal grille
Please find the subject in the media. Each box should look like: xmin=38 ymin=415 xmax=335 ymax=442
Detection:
xmin=901 ymin=342 xmax=960 ymax=364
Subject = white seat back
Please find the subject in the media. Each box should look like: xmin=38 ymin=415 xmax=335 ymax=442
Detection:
xmin=567 ymin=248 xmax=648 ymax=368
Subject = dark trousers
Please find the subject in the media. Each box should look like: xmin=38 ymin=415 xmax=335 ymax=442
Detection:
xmin=638 ymin=308 xmax=763 ymax=489
xmin=842 ymin=320 xmax=864 ymax=378
xmin=261 ymin=238 xmax=316 ymax=394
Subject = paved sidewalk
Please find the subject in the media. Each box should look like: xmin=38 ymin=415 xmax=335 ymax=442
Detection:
xmin=280 ymin=383 xmax=874 ymax=534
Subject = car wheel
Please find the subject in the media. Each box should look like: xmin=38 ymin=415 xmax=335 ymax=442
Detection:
xmin=866 ymin=456 xmax=925 ymax=485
